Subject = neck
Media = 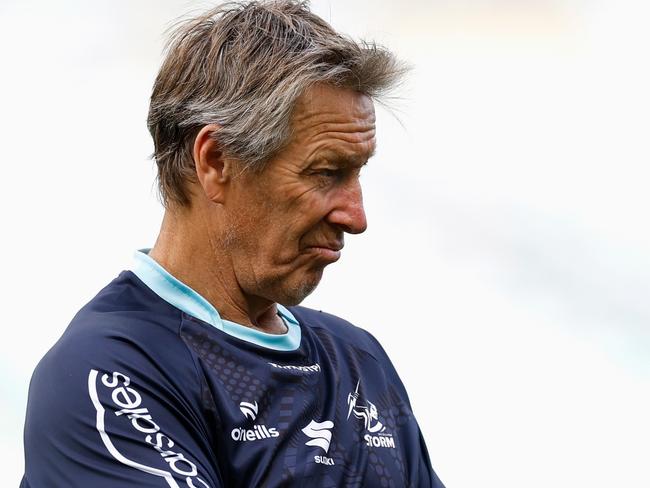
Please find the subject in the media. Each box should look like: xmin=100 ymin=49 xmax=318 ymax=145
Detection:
xmin=148 ymin=205 xmax=286 ymax=334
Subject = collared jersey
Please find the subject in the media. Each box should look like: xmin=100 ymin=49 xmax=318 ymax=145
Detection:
xmin=21 ymin=252 xmax=444 ymax=488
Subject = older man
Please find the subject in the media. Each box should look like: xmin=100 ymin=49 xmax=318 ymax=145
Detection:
xmin=22 ymin=2 xmax=444 ymax=487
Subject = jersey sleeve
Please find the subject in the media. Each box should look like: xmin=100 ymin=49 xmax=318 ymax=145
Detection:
xmin=21 ymin=323 xmax=222 ymax=488
xmin=363 ymin=330 xmax=446 ymax=488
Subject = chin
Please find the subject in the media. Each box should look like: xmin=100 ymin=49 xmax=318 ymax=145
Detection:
xmin=275 ymin=271 xmax=323 ymax=306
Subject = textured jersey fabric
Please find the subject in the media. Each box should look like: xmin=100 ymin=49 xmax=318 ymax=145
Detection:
xmin=22 ymin=264 xmax=444 ymax=487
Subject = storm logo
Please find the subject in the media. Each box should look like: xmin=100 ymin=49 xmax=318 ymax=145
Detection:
xmin=347 ymin=380 xmax=385 ymax=433
xmin=347 ymin=380 xmax=395 ymax=449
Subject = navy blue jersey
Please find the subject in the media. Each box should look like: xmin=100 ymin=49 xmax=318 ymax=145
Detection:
xmin=22 ymin=251 xmax=444 ymax=487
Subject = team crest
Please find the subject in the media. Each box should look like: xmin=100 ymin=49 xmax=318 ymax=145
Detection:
xmin=347 ymin=380 xmax=395 ymax=449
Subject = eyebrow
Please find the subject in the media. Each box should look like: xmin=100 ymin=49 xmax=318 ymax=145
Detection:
xmin=314 ymin=148 xmax=376 ymax=167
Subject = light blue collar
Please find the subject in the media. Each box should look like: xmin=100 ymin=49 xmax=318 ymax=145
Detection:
xmin=130 ymin=249 xmax=301 ymax=351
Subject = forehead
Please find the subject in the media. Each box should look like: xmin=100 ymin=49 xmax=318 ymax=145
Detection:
xmin=287 ymin=84 xmax=377 ymax=163
xmin=293 ymin=83 xmax=376 ymax=122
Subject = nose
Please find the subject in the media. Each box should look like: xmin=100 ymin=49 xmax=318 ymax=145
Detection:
xmin=326 ymin=179 xmax=368 ymax=235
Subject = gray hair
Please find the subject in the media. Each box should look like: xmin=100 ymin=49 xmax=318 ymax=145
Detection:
xmin=147 ymin=0 xmax=405 ymax=207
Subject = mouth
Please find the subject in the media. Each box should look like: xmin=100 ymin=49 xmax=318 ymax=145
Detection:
xmin=304 ymin=243 xmax=344 ymax=263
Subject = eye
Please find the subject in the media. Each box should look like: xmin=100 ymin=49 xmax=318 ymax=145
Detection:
xmin=310 ymin=168 xmax=345 ymax=189
xmin=316 ymin=168 xmax=340 ymax=178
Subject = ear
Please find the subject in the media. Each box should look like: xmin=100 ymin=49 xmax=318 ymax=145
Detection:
xmin=192 ymin=124 xmax=232 ymax=204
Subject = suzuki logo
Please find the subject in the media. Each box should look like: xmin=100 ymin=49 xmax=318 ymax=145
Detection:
xmin=301 ymin=419 xmax=334 ymax=453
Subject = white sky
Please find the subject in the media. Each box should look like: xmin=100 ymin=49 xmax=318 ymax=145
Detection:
xmin=1 ymin=0 xmax=649 ymax=486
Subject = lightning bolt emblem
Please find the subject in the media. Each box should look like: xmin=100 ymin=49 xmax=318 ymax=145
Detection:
xmin=347 ymin=379 xmax=360 ymax=419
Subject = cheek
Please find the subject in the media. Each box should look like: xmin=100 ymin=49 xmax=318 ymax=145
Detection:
xmin=230 ymin=187 xmax=329 ymax=258
xmin=239 ymin=212 xmax=296 ymax=262
xmin=294 ymin=190 xmax=333 ymax=224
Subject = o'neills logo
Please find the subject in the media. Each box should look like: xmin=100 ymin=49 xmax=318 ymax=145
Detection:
xmin=269 ymin=362 xmax=321 ymax=373
xmin=231 ymin=401 xmax=280 ymax=442
xmin=231 ymin=424 xmax=279 ymax=441
xmin=88 ymin=369 xmax=211 ymax=488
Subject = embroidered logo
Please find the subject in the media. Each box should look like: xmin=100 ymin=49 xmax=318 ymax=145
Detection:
xmin=231 ymin=400 xmax=279 ymax=442
xmin=302 ymin=419 xmax=336 ymax=465
xmin=347 ymin=380 xmax=395 ymax=449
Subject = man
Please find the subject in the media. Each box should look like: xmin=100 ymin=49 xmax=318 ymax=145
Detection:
xmin=22 ymin=1 xmax=444 ymax=486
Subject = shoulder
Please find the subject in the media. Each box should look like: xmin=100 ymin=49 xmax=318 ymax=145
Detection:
xmin=66 ymin=270 xmax=183 ymax=342
xmin=48 ymin=272 xmax=186 ymax=355
xmin=23 ymin=272 xmax=219 ymax=486
xmin=288 ymin=305 xmax=390 ymax=363
xmin=289 ymin=305 xmax=412 ymax=399
xmin=29 ymin=271 xmax=202 ymax=412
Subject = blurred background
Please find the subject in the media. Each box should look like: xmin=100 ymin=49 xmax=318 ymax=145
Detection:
xmin=1 ymin=0 xmax=649 ymax=486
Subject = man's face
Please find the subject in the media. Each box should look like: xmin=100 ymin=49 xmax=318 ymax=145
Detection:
xmin=222 ymin=84 xmax=376 ymax=306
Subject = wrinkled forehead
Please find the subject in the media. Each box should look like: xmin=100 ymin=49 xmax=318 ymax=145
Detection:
xmin=292 ymin=83 xmax=376 ymax=128
xmin=287 ymin=84 xmax=377 ymax=161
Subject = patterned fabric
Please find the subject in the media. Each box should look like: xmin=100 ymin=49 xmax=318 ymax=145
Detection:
xmin=21 ymin=270 xmax=444 ymax=487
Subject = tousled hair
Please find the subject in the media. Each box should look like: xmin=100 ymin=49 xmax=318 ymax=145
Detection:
xmin=147 ymin=0 xmax=405 ymax=207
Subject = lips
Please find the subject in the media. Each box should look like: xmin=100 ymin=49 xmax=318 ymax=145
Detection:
xmin=314 ymin=243 xmax=343 ymax=252
xmin=304 ymin=240 xmax=343 ymax=252
xmin=303 ymin=242 xmax=344 ymax=262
